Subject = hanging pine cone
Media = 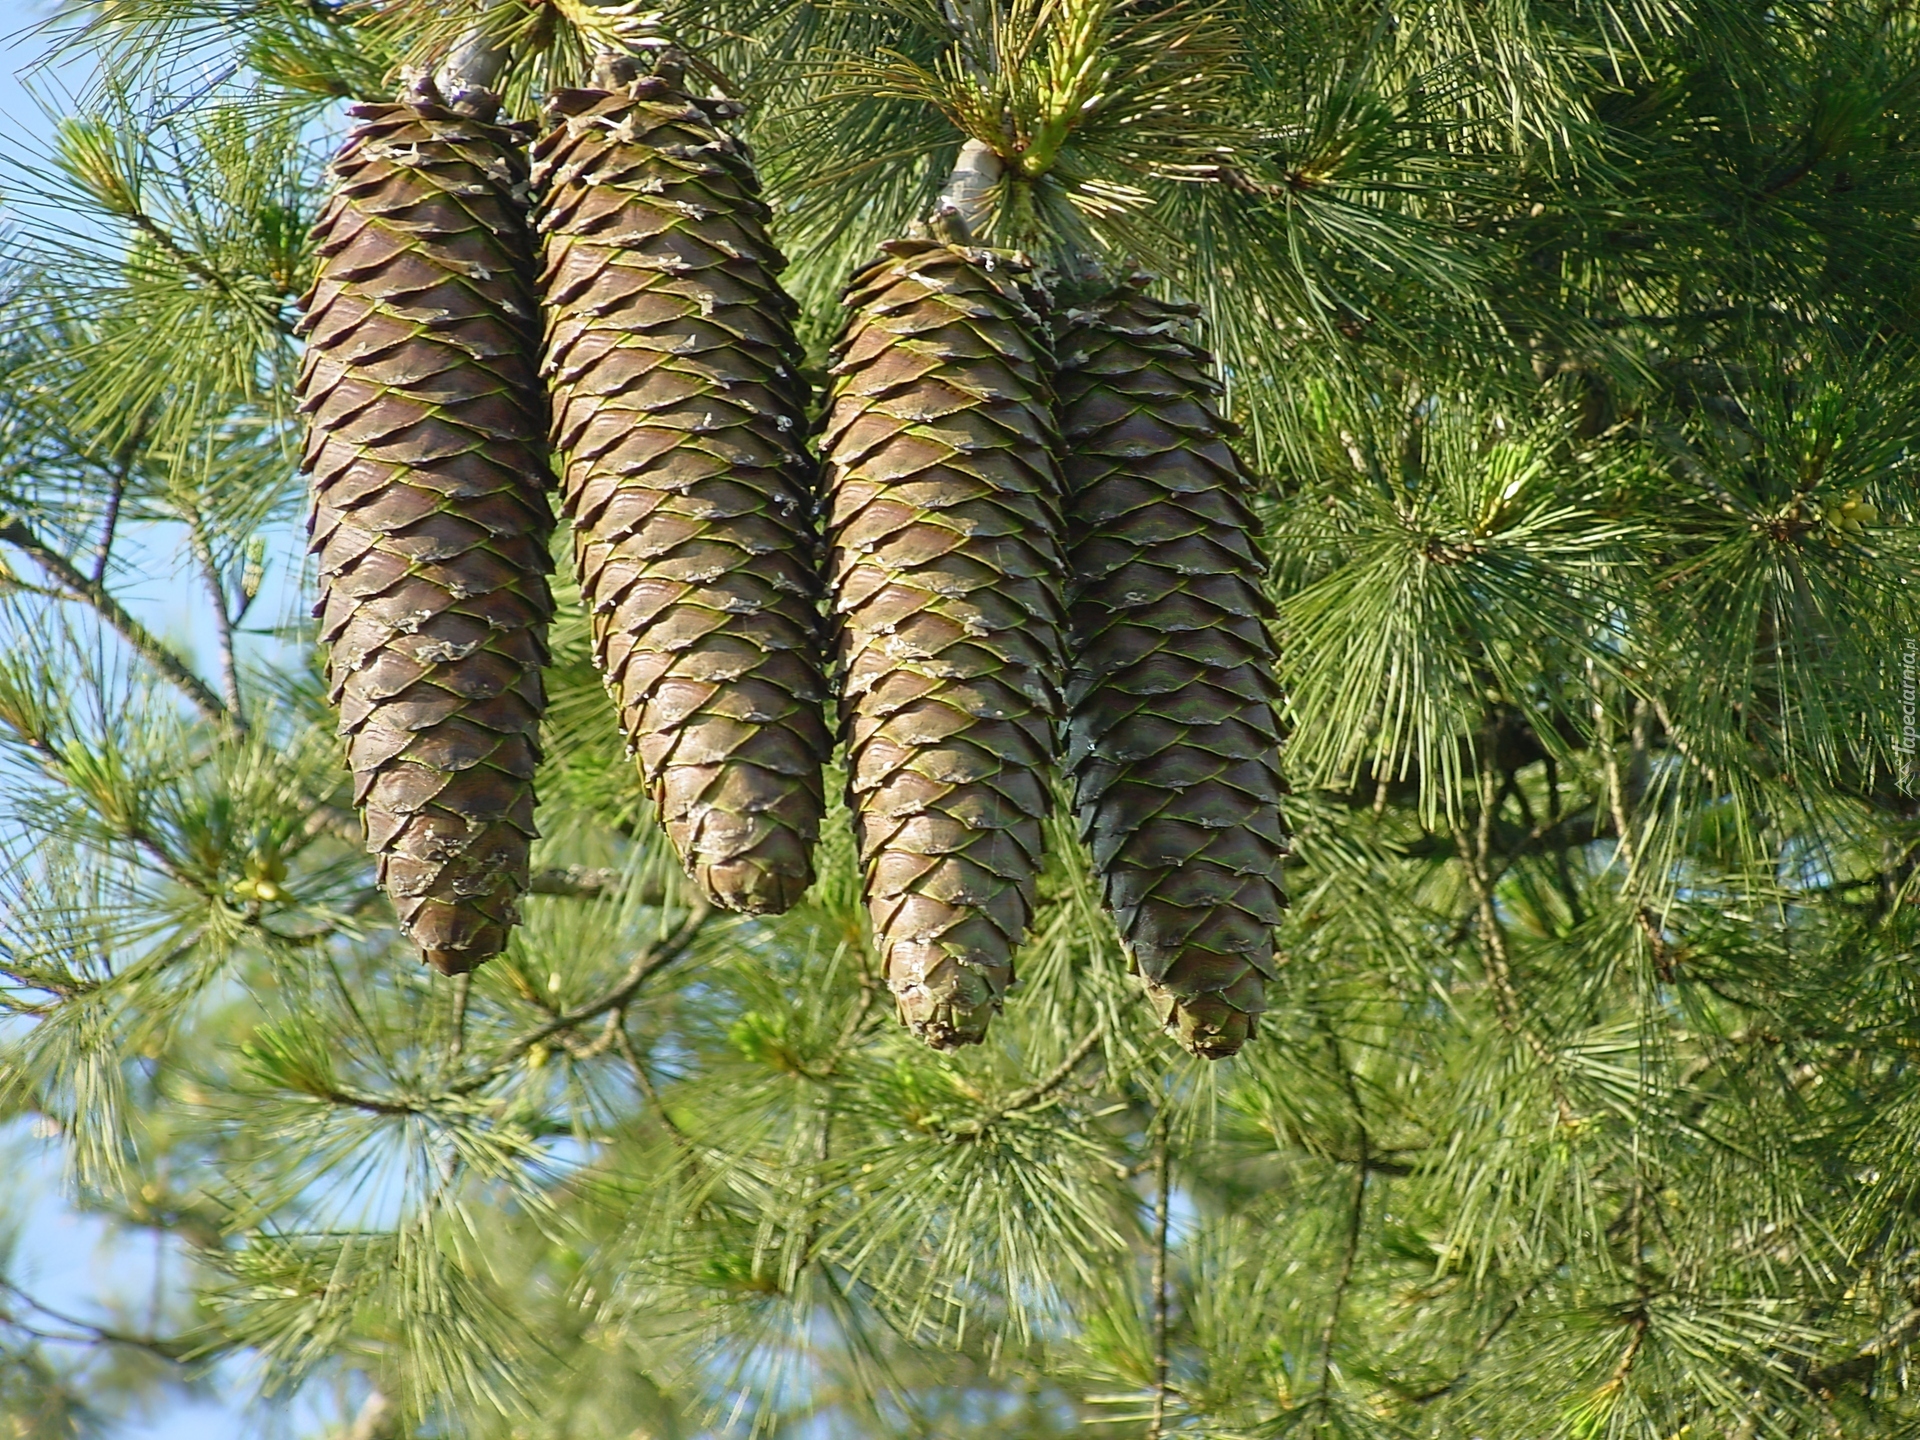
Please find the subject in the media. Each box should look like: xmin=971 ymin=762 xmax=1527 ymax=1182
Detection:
xmin=1054 ymin=276 xmax=1290 ymax=1058
xmin=295 ymin=78 xmax=554 ymax=975
xmin=823 ymin=237 xmax=1068 ymax=1048
xmin=534 ymin=66 xmax=829 ymax=914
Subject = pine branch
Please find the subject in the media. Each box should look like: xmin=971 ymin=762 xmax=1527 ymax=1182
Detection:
xmin=936 ymin=138 xmax=1002 ymax=234
xmin=431 ymin=0 xmax=511 ymax=110
xmin=0 ymin=1280 xmax=193 ymax=1365
xmin=443 ymin=902 xmax=717 ymax=1095
xmin=934 ymin=1024 xmax=1105 ymax=1137
xmin=0 ymin=516 xmax=233 ymax=728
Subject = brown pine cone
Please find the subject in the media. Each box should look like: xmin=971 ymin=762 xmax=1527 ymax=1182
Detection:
xmin=296 ymin=81 xmax=554 ymax=975
xmin=1054 ymin=276 xmax=1290 ymax=1058
xmin=822 ymin=238 xmax=1068 ymax=1048
xmin=534 ymin=73 xmax=829 ymax=914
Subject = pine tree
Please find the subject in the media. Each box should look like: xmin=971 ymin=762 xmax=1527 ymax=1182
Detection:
xmin=3 ymin=1 xmax=1920 ymax=1438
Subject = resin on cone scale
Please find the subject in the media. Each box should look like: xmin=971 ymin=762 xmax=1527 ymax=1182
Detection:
xmin=295 ymin=75 xmax=554 ymax=974
xmin=822 ymin=237 xmax=1069 ymax=1048
xmin=1054 ymin=275 xmax=1290 ymax=1058
xmin=534 ymin=61 xmax=830 ymax=914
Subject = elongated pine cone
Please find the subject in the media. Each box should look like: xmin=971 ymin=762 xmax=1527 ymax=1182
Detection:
xmin=823 ymin=239 xmax=1069 ymax=1048
xmin=296 ymin=81 xmax=554 ymax=975
xmin=1054 ymin=276 xmax=1290 ymax=1058
xmin=534 ymin=73 xmax=829 ymax=914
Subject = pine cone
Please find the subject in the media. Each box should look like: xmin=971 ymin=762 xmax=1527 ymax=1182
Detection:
xmin=823 ymin=239 xmax=1068 ymax=1048
xmin=1054 ymin=277 xmax=1290 ymax=1058
xmin=534 ymin=75 xmax=829 ymax=914
xmin=296 ymin=85 xmax=554 ymax=975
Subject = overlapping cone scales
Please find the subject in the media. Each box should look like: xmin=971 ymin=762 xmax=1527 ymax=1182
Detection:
xmin=534 ymin=79 xmax=828 ymax=914
xmin=1055 ymin=282 xmax=1290 ymax=1058
xmin=295 ymin=96 xmax=555 ymax=974
xmin=824 ymin=240 xmax=1068 ymax=1048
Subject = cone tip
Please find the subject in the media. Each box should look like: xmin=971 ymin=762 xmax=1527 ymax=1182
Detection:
xmin=696 ymin=859 xmax=813 ymax=916
xmin=420 ymin=946 xmax=493 ymax=976
xmin=889 ymin=961 xmax=1002 ymax=1050
xmin=1141 ymin=976 xmax=1260 ymax=1061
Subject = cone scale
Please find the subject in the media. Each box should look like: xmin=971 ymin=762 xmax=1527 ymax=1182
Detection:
xmin=823 ymin=239 xmax=1069 ymax=1048
xmin=1054 ymin=277 xmax=1290 ymax=1058
xmin=534 ymin=73 xmax=830 ymax=914
xmin=295 ymin=80 xmax=554 ymax=974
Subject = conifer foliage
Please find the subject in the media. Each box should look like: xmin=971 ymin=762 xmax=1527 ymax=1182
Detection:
xmin=6 ymin=0 xmax=1920 ymax=1437
xmin=296 ymin=74 xmax=554 ymax=974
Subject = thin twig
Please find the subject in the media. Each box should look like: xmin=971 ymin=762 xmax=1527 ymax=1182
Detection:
xmin=1455 ymin=758 xmax=1574 ymax=1123
xmin=823 ymin=954 xmax=882 ymax=1069
xmin=559 ymin=1006 xmax=628 ymax=1062
xmin=121 ymin=208 xmax=293 ymax=333
xmin=0 ymin=517 xmax=232 ymax=728
xmin=1609 ymin=1311 xmax=1649 ymax=1387
xmin=1597 ymin=687 xmax=1640 ymax=880
xmin=614 ymin=1018 xmax=696 ymax=1151
xmin=1456 ymin=816 xmax=1538 ymax=1051
xmin=442 ymin=903 xmax=716 ymax=1095
xmin=90 ymin=413 xmax=148 ymax=586
xmin=936 ymin=1024 xmax=1106 ymax=1137
xmin=1807 ymin=1303 xmax=1920 ymax=1390
xmin=1 ymin=726 xmax=197 ymax=886
xmin=306 ymin=910 xmax=716 ymax=1117
xmin=1317 ymin=1026 xmax=1368 ymax=1415
xmin=0 ymin=1280 xmax=191 ymax=1363
xmin=1407 ymin=1276 xmax=1546 ymax=1403
xmin=448 ymin=972 xmax=471 ymax=1059
xmin=188 ymin=514 xmax=245 ymax=728
xmin=997 ymin=1024 xmax=1106 ymax=1115
xmin=528 ymin=865 xmax=620 ymax=899
xmin=1148 ymin=1108 xmax=1173 ymax=1440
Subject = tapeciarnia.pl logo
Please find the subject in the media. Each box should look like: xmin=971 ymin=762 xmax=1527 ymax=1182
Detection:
xmin=1899 ymin=637 xmax=1919 ymax=795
